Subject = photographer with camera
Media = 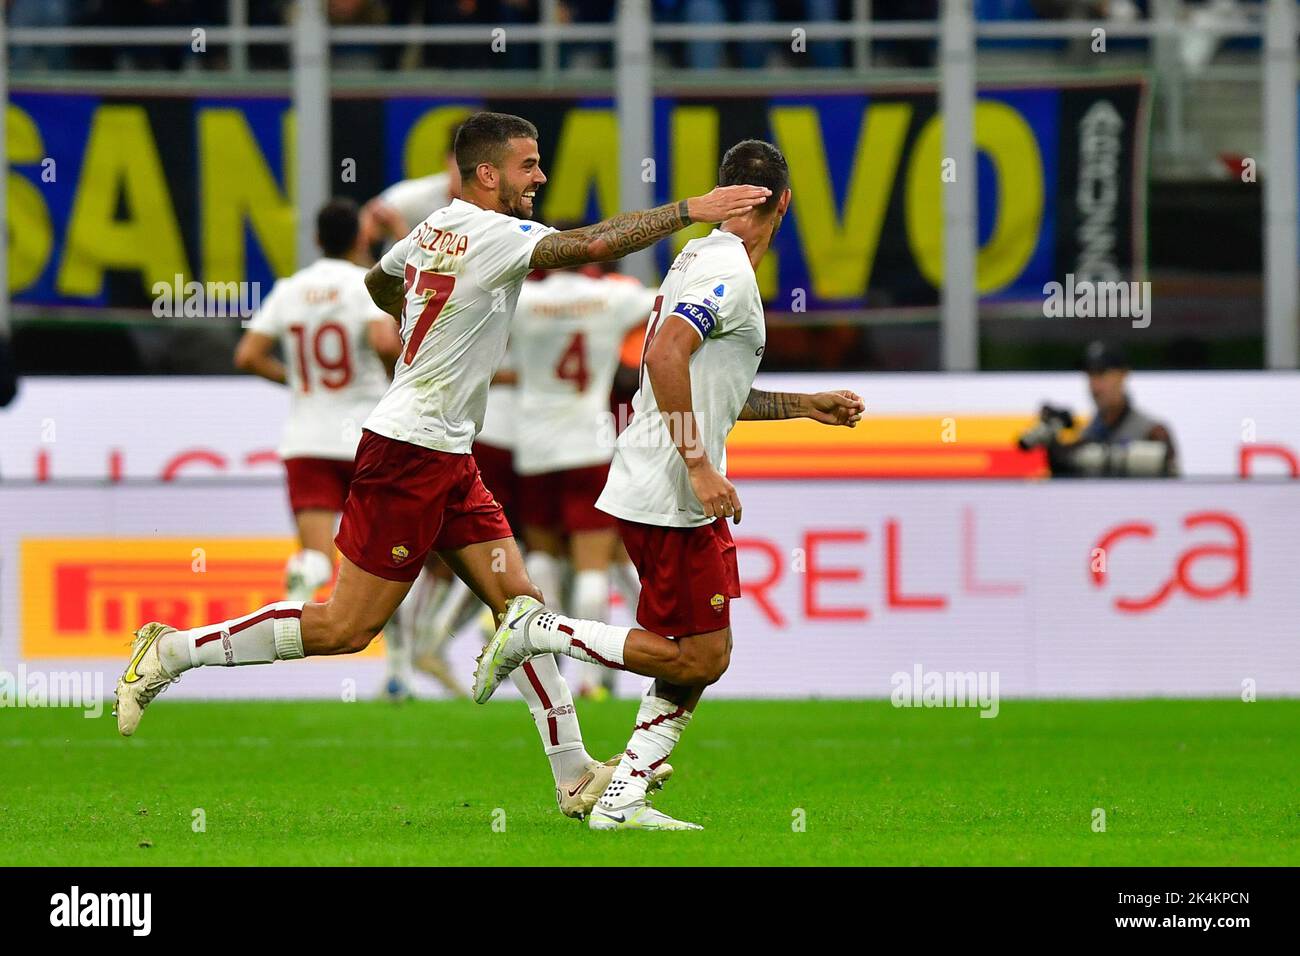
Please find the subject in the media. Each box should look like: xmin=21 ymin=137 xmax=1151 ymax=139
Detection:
xmin=1020 ymin=341 xmax=1179 ymax=478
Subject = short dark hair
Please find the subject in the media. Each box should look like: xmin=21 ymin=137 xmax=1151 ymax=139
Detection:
xmin=455 ymin=112 xmax=540 ymax=180
xmin=718 ymin=139 xmax=789 ymax=209
xmin=316 ymin=198 xmax=360 ymax=257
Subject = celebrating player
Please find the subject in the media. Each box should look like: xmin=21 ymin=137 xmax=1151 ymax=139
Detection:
xmin=510 ymin=260 xmax=656 ymax=698
xmin=115 ymin=111 xmax=770 ymax=818
xmin=233 ymin=198 xmax=401 ymax=603
xmin=472 ymin=140 xmax=865 ymax=830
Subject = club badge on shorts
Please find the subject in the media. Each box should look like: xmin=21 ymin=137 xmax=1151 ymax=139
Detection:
xmin=710 ymin=592 xmax=726 ymax=614
xmin=391 ymin=544 xmax=410 ymax=564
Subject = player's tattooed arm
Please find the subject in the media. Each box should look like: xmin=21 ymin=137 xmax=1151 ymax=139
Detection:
xmin=365 ymin=263 xmax=406 ymax=320
xmin=740 ymin=388 xmax=866 ymax=426
xmin=739 ymin=389 xmax=804 ymax=421
xmin=528 ymin=184 xmax=772 ymax=270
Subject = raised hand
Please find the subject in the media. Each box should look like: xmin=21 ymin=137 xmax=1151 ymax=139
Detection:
xmin=686 ymin=185 xmax=771 ymax=223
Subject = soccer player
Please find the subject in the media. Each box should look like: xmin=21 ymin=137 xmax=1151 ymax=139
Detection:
xmin=233 ymin=198 xmax=401 ymax=604
xmin=472 ymin=140 xmax=865 ymax=830
xmin=116 ymin=111 xmax=770 ymax=818
xmin=510 ymin=261 xmax=657 ymax=698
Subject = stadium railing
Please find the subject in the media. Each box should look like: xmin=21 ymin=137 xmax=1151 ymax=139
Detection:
xmin=1 ymin=1 xmax=1296 ymax=370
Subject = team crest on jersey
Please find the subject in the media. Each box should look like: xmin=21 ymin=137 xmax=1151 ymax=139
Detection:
xmin=391 ymin=545 xmax=410 ymax=564
xmin=710 ymin=592 xmax=726 ymax=614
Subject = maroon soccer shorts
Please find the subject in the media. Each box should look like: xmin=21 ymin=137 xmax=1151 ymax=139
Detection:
xmin=519 ymin=463 xmax=617 ymax=535
xmin=283 ymin=457 xmax=355 ymax=514
xmin=617 ymin=516 xmax=741 ymax=637
xmin=335 ymin=430 xmax=513 ymax=582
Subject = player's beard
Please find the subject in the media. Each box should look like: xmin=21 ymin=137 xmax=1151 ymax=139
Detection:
xmin=499 ymin=180 xmax=534 ymax=220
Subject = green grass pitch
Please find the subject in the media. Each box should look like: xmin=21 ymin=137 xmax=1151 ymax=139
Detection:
xmin=2 ymin=699 xmax=1296 ymax=866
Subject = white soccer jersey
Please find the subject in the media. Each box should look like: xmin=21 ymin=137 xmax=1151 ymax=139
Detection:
xmin=511 ymin=272 xmax=656 ymax=475
xmin=597 ymin=229 xmax=765 ymax=528
xmin=379 ymin=172 xmax=452 ymax=229
xmin=246 ymin=257 xmax=393 ymax=461
xmin=364 ymin=198 xmax=555 ymax=454
xmin=477 ymin=343 xmax=517 ymax=451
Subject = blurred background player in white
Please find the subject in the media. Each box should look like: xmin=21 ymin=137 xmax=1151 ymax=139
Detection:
xmin=363 ymin=145 xmax=462 ymax=248
xmin=475 ymin=140 xmax=863 ymax=830
xmin=511 ymin=251 xmax=656 ymax=699
xmin=234 ymin=197 xmax=401 ymax=604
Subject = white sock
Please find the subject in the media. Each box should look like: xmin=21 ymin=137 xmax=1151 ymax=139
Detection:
xmin=572 ymin=569 xmax=613 ymax=692
xmin=600 ymin=692 xmax=692 ymax=808
xmin=526 ymin=607 xmax=628 ymax=670
xmin=508 ymin=653 xmax=592 ymax=785
xmin=285 ymin=549 xmax=333 ymax=602
xmin=405 ymin=568 xmax=448 ymax=649
xmin=428 ymin=574 xmax=481 ymax=651
xmin=158 ymin=601 xmax=305 ymax=674
xmin=609 ymin=560 xmax=641 ymax=620
xmin=524 ymin=550 xmax=563 ymax=609
xmin=382 ymin=604 xmax=411 ymax=683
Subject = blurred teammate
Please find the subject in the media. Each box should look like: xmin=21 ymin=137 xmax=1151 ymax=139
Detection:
xmin=510 ymin=261 xmax=656 ymax=698
xmin=233 ymin=197 xmax=400 ymax=602
xmin=117 ymin=111 xmax=768 ymax=818
xmin=474 ymin=140 xmax=864 ymax=830
xmin=363 ymin=146 xmax=462 ymax=247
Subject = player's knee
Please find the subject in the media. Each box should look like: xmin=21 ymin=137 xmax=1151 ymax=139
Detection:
xmin=676 ymin=643 xmax=729 ymax=686
xmin=318 ymin=614 xmax=383 ymax=655
xmin=702 ymin=648 xmax=731 ymax=685
xmin=339 ymin=622 xmax=383 ymax=654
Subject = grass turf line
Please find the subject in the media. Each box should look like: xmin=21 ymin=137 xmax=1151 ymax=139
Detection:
xmin=1 ymin=699 xmax=1295 ymax=866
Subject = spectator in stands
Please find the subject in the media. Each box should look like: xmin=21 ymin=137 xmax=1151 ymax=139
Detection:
xmin=9 ymin=0 xmax=73 ymax=71
xmin=557 ymin=0 xmax=610 ymax=70
xmin=327 ymin=0 xmax=390 ymax=71
xmin=801 ymin=0 xmax=847 ymax=69
xmin=872 ymin=0 xmax=938 ymax=68
xmin=86 ymin=0 xmax=204 ymax=71
xmin=678 ymin=0 xmax=779 ymax=69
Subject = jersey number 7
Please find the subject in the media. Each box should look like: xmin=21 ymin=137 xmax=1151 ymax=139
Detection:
xmin=402 ymin=267 xmax=456 ymax=365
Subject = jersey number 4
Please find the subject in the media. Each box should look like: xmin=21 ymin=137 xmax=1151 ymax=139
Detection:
xmin=402 ymin=267 xmax=456 ymax=365
xmin=554 ymin=331 xmax=590 ymax=392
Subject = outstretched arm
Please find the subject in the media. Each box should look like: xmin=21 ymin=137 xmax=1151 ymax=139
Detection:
xmin=529 ymin=185 xmax=771 ymax=271
xmin=740 ymin=388 xmax=864 ymax=426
